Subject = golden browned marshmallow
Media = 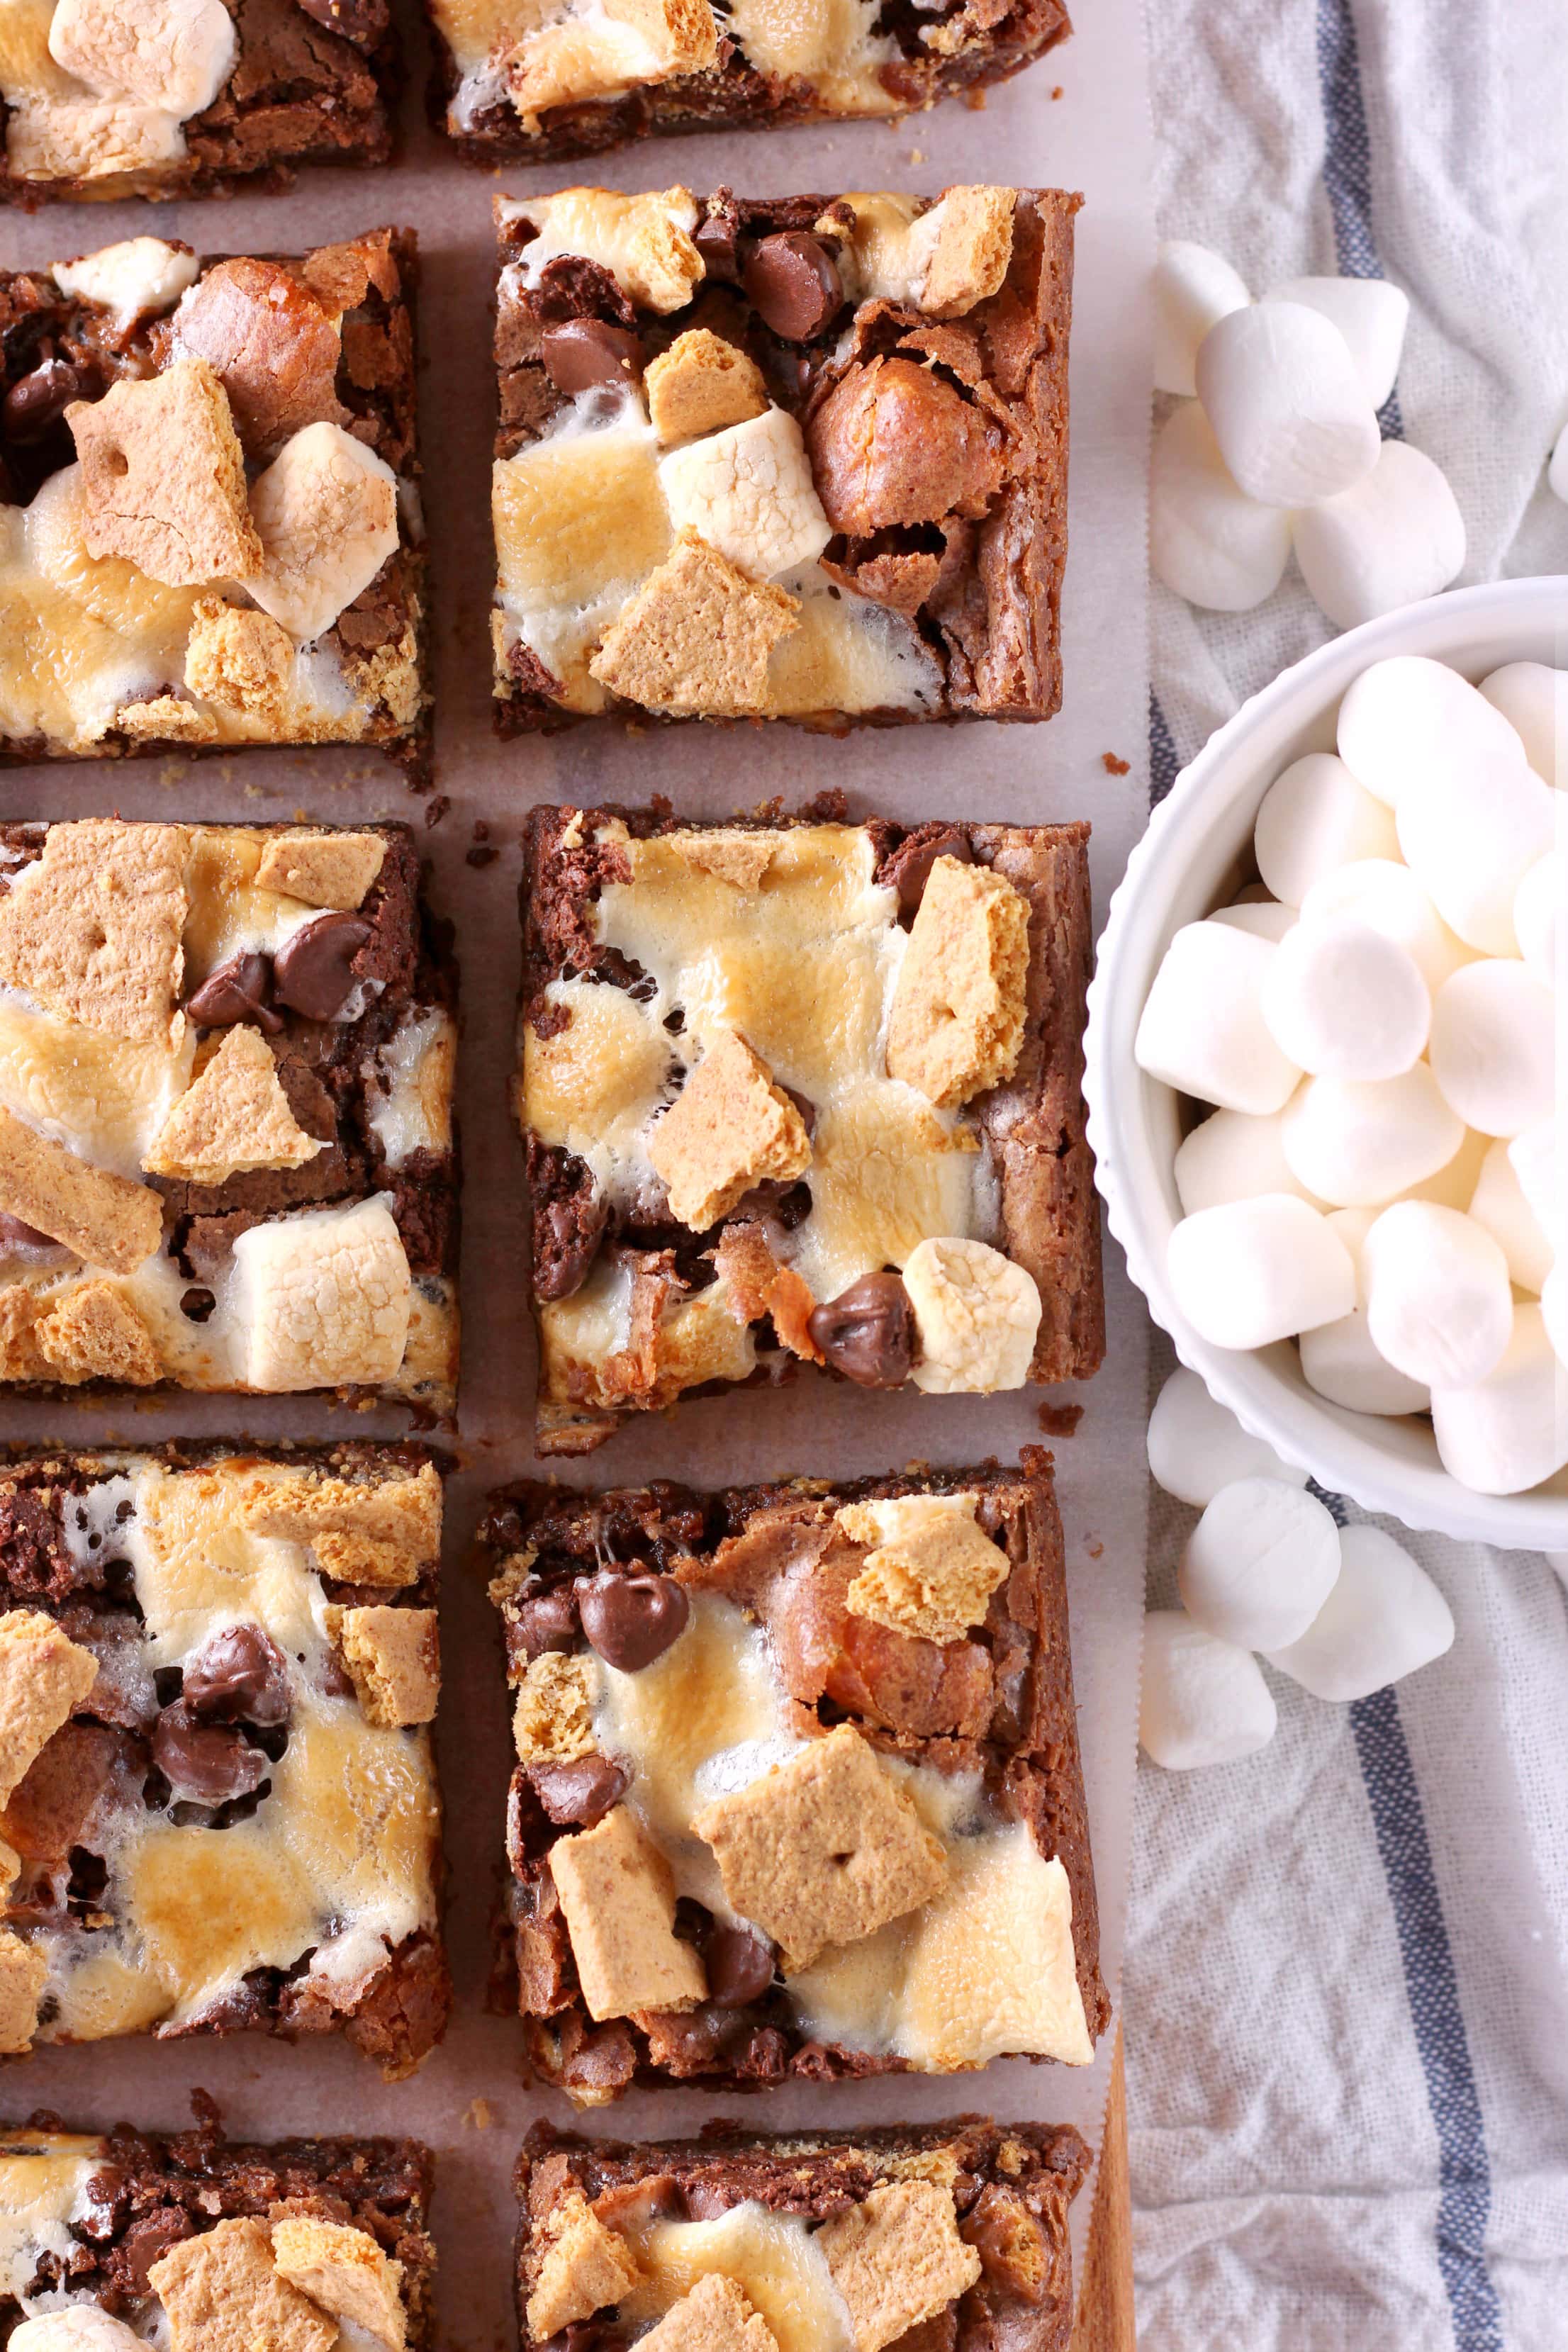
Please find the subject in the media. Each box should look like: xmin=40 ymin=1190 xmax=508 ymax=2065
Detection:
xmin=150 ymin=2219 xmax=337 ymax=2352
xmin=0 ymin=821 xmax=187 ymax=1046
xmin=646 ymin=1028 xmax=812 ymax=1230
xmin=143 ymin=1027 xmax=325 ymax=1186
xmin=657 ymin=409 xmax=830 ymax=581
xmin=327 ymin=1607 xmax=439 ymax=1730
xmin=886 ymin=856 xmax=1029 ymax=1108
xmin=589 ymin=533 xmax=800 ymax=719
xmin=505 ymin=189 xmax=704 ymax=314
xmin=902 ymin=1236 xmax=1041 ymax=1394
xmin=917 ymin=187 xmax=1017 ymax=315
xmin=271 ymin=2216 xmax=406 ymax=2352
xmin=35 ymin=1282 xmax=161 ymax=1386
xmin=0 ymin=1610 xmax=99 ymax=1805
xmin=817 ymin=2182 xmax=981 ymax=2352
xmin=524 ymin=2187 xmax=641 ymax=2340
xmin=0 ymin=1927 xmax=47 ymax=2056
xmin=228 ymin=1199 xmax=410 ymax=1391
xmin=243 ymin=1463 xmax=441 ymax=1585
xmin=548 ymin=1804 xmax=707 ymax=2021
xmin=254 ymin=832 xmax=386 ymax=910
xmin=513 ymin=1652 xmax=600 ymax=1765
xmin=637 ymin=2277 xmax=780 ymax=2352
xmin=838 ymin=1493 xmax=1008 ymax=1644
xmin=67 ymin=360 xmax=260 ymax=588
xmin=645 ymin=330 xmax=769 ymax=446
xmin=692 ymin=1724 xmax=947 ymax=1973
xmin=184 ymin=598 xmax=296 ymax=722
xmin=6 ymin=99 xmax=185 ymax=187
xmin=509 ymin=0 xmax=717 ymax=116
xmin=48 ymin=0 xmax=237 ymax=116
xmin=247 ymin=423 xmax=400 ymax=645
xmin=0 ymin=1109 xmax=162 ymax=1275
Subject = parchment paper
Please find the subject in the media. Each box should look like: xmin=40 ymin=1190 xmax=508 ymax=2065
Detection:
xmin=0 ymin=6 xmax=1154 ymax=2331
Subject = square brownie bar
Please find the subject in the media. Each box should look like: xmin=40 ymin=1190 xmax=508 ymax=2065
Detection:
xmin=1 ymin=1 xmax=396 ymax=203
xmin=0 ymin=1443 xmax=449 ymax=2079
xmin=481 ymin=1457 xmax=1107 ymax=2100
xmin=1 ymin=227 xmax=427 ymax=773
xmin=519 ymin=803 xmax=1102 ymax=1454
xmin=516 ymin=2116 xmax=1090 ymax=2352
xmin=0 ymin=818 xmax=457 ymax=1411
xmin=492 ymin=184 xmax=1075 ymax=732
xmin=432 ymin=0 xmax=1070 ymax=166
xmin=0 ymin=2112 xmax=435 ymax=2342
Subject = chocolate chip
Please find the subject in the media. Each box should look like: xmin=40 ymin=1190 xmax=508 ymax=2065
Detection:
xmin=2 ymin=357 xmax=82 ymax=444
xmin=527 ymin=1755 xmax=628 ymax=1826
xmin=186 ymin=950 xmax=283 ymax=1034
xmin=273 ymin=913 xmax=371 ymax=1021
xmin=705 ymin=1923 xmax=776 ymax=2006
xmin=0 ymin=1211 xmax=64 ymax=1258
xmin=743 ymin=233 xmax=842 ymax=341
xmin=516 ymin=1586 xmax=582 ymax=1658
xmin=540 ymin=320 xmax=644 ymax=395
xmin=694 ymin=211 xmax=741 ymax=281
xmin=534 ymin=1189 xmax=607 ymax=1301
xmin=183 ymin=1623 xmax=291 ymax=1727
xmin=179 ymin=1287 xmax=216 ymax=1323
xmin=577 ymin=1568 xmax=689 ymax=1671
xmin=121 ymin=2211 xmax=194 ymax=2292
xmin=151 ymin=1703 xmax=269 ymax=1806
xmin=294 ymin=0 xmax=389 ymax=40
xmin=887 ymin=824 xmax=973 ymax=917
xmin=808 ymin=1270 xmax=916 ymax=1387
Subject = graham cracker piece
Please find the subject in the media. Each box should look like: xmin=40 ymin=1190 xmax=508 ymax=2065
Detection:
xmin=589 ymin=532 xmax=799 ymax=718
xmin=886 ymin=856 xmax=1031 ymax=1108
xmin=638 ymin=2276 xmax=780 ymax=2352
xmin=817 ymin=2182 xmax=982 ymax=2352
xmin=271 ymin=2215 xmax=406 ymax=2352
xmin=67 ymin=359 xmax=261 ymax=588
xmin=0 ymin=1107 xmax=162 ymax=1276
xmin=548 ymin=1803 xmax=707 ymax=2022
xmin=35 ymin=1281 xmax=161 ymax=1386
xmin=525 ymin=2185 xmax=640 ymax=2340
xmin=327 ymin=1606 xmax=439 ymax=1730
xmin=662 ymin=828 xmax=777 ymax=891
xmin=0 ymin=1610 xmax=99 ymax=1805
xmin=184 ymin=598 xmax=295 ymax=722
xmin=144 ymin=1026 xmax=325 ymax=1186
xmin=0 ymin=1928 xmax=46 ymax=2055
xmin=647 ymin=1029 xmax=812 ymax=1232
xmin=513 ymin=1652 xmax=599 ymax=1766
xmin=838 ymin=1493 xmax=1007 ymax=1644
xmin=150 ymin=2219 xmax=338 ymax=2352
xmin=254 ymin=831 xmax=386 ymax=910
xmin=0 ymin=1289 xmax=47 ymax=1382
xmin=0 ymin=819 xmax=187 ymax=1046
xmin=116 ymin=695 xmax=218 ymax=744
xmin=692 ymin=1723 xmax=948 ymax=1973
xmin=243 ymin=1464 xmax=441 ymax=1586
xmin=920 ymin=187 xmax=1017 ymax=317
xmin=645 ymin=330 xmax=769 ymax=445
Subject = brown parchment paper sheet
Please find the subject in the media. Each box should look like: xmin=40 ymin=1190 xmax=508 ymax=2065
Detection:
xmin=0 ymin=7 xmax=1155 ymax=2332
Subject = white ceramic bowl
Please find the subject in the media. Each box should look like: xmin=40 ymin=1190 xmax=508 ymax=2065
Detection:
xmin=1087 ymin=576 xmax=1568 ymax=1550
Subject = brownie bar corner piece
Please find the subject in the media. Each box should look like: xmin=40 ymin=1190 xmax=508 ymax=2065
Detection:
xmin=491 ymin=183 xmax=1075 ymax=733
xmin=515 ymin=2117 xmax=1091 ymax=2352
xmin=480 ymin=1455 xmax=1107 ymax=2101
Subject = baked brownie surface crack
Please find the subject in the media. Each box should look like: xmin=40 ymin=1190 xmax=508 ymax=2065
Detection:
xmin=0 ymin=819 xmax=457 ymax=1408
xmin=480 ymin=1458 xmax=1107 ymax=2099
xmin=0 ymin=1444 xmax=449 ymax=2078
xmin=518 ymin=805 xmax=1102 ymax=1452
xmin=0 ymin=228 xmax=428 ymax=771
xmin=491 ymin=186 xmax=1076 ymax=732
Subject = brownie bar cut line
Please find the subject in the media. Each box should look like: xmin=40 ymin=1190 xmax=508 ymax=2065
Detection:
xmin=515 ymin=2117 xmax=1090 ymax=2352
xmin=1 ymin=227 xmax=429 ymax=774
xmin=491 ymin=184 xmax=1076 ymax=732
xmin=481 ymin=1457 xmax=1107 ymax=2101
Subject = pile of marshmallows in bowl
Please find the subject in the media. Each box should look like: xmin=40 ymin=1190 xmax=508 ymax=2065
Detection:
xmin=1136 ymin=651 xmax=1564 ymax=1502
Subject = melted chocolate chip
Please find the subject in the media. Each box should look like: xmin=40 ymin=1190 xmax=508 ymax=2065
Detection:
xmin=577 ymin=1568 xmax=689 ymax=1671
xmin=540 ymin=319 xmax=644 ymax=395
xmin=151 ymin=1704 xmax=270 ymax=1806
xmin=0 ymin=1211 xmax=67 ymax=1265
xmin=183 ymin=1623 xmax=291 ymax=1727
xmin=705 ymin=1923 xmax=777 ymax=2006
xmin=807 ymin=1270 xmax=916 ymax=1387
xmin=273 ymin=913 xmax=371 ymax=1021
xmin=179 ymin=1287 xmax=216 ymax=1323
xmin=528 ymin=1754 xmax=628 ymax=1826
xmin=295 ymin=0 xmax=389 ymax=38
xmin=186 ymin=950 xmax=282 ymax=1034
xmin=120 ymin=2211 xmax=194 ymax=2292
xmin=887 ymin=824 xmax=973 ymax=918
xmin=743 ymin=233 xmax=843 ymax=341
xmin=2 ymin=357 xmax=82 ymax=444
xmin=534 ymin=1190 xmax=608 ymax=1302
xmin=516 ymin=1586 xmax=582 ymax=1658
xmin=694 ymin=211 xmax=741 ymax=281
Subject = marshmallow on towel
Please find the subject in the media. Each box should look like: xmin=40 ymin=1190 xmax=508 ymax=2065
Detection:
xmin=1299 ymin=859 xmax=1472 ymax=994
xmin=1428 ymin=961 xmax=1556 ymax=1136
xmin=1396 ymin=755 xmax=1555 ymax=955
xmin=1253 ymin=754 xmax=1398 ymax=907
xmin=1265 ymin=1526 xmax=1455 ymax=1702
xmin=1298 ymin=1207 xmax=1431 ymax=1417
xmin=1430 ymin=1304 xmax=1568 ymax=1495
xmin=1135 ymin=922 xmax=1301 ymax=1114
xmin=1282 ymin=1067 xmax=1465 ymax=1207
xmin=1362 ymin=1201 xmax=1513 ymax=1389
xmin=1167 ymin=1194 xmax=1355 ymax=1350
xmin=1194 ymin=301 xmax=1379 ymax=508
xmin=1153 ymin=241 xmax=1250 ymax=396
xmin=1292 ymin=441 xmax=1466 ymax=629
xmin=1262 ymin=917 xmax=1430 ymax=1081
xmin=1262 ymin=275 xmax=1410 ymax=408
xmin=1479 ymin=662 xmax=1567 ymax=790
xmin=1150 ymin=404 xmax=1293 ymax=612
xmin=1337 ymin=654 xmax=1530 ymax=809
xmin=1178 ymin=1477 xmax=1342 ymax=1651
xmin=1140 ymin=1610 xmax=1277 ymax=1770
xmin=1146 ymin=1366 xmax=1309 ymax=1506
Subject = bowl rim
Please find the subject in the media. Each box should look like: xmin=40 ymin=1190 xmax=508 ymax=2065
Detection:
xmin=1085 ymin=575 xmax=1568 ymax=1550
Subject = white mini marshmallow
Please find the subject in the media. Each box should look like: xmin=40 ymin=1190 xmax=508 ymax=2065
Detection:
xmin=1282 ymin=1067 xmax=1465 ymax=1206
xmin=1479 ymin=661 xmax=1567 ymax=789
xmin=1362 ymin=1201 xmax=1513 ymax=1388
xmin=1195 ymin=300 xmax=1380 ymax=509
xmin=1292 ymin=440 xmax=1466 ymax=629
xmin=1153 ymin=241 xmax=1251 ymax=397
xmin=1543 ymin=1265 xmax=1568 ymax=1368
xmin=1175 ymin=1106 xmax=1323 ymax=1215
xmin=1265 ymin=1525 xmax=1454 ymax=1702
xmin=1428 ymin=960 xmax=1556 ymax=1136
xmin=1299 ymin=859 xmax=1472 ymax=993
xmin=1261 ymin=917 xmax=1430 ymax=1080
xmin=1401 ymin=1124 xmax=1489 ymax=1211
xmin=1178 ymin=1477 xmax=1342 ymax=1650
xmin=1146 ymin=1367 xmax=1309 ymax=1506
xmin=1253 ymin=753 xmax=1398 ymax=907
xmin=1396 ymin=754 xmax=1555 ymax=955
xmin=1211 ymin=897 xmax=1297 ymax=942
xmin=1263 ymin=275 xmax=1410 ymax=408
xmin=1430 ymin=1304 xmax=1568 ymax=1494
xmin=1508 ymin=1120 xmax=1562 ymax=1255
xmin=1337 ymin=654 xmax=1530 ymax=809
xmin=1299 ymin=1206 xmax=1430 ymax=1417
xmin=1550 ymin=420 xmax=1568 ymax=506
xmin=1140 ymin=1610 xmax=1277 ymax=1770
xmin=1167 ymin=1194 xmax=1356 ymax=1350
xmin=1135 ymin=922 xmax=1302 ymax=1114
xmin=1149 ymin=404 xmax=1293 ymax=612
xmin=51 ymin=237 xmax=198 ymax=329
xmin=1513 ymin=853 xmax=1562 ymax=993
xmin=1469 ymin=1138 xmax=1553 ymax=1294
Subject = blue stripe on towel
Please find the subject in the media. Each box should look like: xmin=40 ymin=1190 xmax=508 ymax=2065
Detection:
xmin=1148 ymin=689 xmax=1180 ymax=806
xmin=1315 ymin=0 xmax=1404 ymax=436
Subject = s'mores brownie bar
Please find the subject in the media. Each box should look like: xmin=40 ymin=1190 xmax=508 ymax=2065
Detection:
xmin=0 ymin=819 xmax=457 ymax=1410
xmin=482 ymin=1459 xmax=1106 ymax=2100
xmin=1 ymin=1 xmax=397 ymax=203
xmin=0 ymin=228 xmax=427 ymax=771
xmin=519 ymin=804 xmax=1102 ymax=1454
xmin=492 ymin=185 xmax=1075 ymax=732
xmin=516 ymin=2117 xmax=1090 ymax=2352
xmin=0 ymin=1444 xmax=448 ymax=2076
xmin=0 ymin=2116 xmax=435 ymax=2343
